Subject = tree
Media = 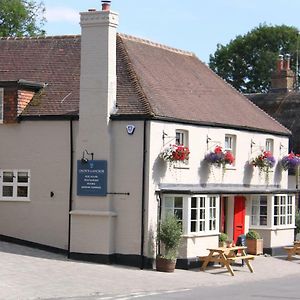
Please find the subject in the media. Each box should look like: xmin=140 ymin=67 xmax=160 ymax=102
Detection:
xmin=209 ymin=25 xmax=299 ymax=93
xmin=0 ymin=0 xmax=46 ymax=37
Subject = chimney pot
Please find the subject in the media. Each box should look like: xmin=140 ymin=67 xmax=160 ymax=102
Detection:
xmin=277 ymin=54 xmax=284 ymax=73
xmin=283 ymin=53 xmax=291 ymax=70
xmin=102 ymin=1 xmax=111 ymax=11
xmin=88 ymin=8 xmax=96 ymax=12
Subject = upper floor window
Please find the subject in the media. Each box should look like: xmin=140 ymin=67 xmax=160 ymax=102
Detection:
xmin=225 ymin=134 xmax=236 ymax=165
xmin=0 ymin=170 xmax=30 ymax=201
xmin=266 ymin=139 xmax=274 ymax=154
xmin=0 ymin=88 xmax=3 ymax=123
xmin=175 ymin=130 xmax=188 ymax=146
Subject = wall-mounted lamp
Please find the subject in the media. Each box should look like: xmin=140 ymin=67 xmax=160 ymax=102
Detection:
xmin=81 ymin=149 xmax=94 ymax=164
xmin=162 ymin=130 xmax=176 ymax=146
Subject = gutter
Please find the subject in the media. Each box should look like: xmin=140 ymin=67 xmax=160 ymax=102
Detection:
xmin=67 ymin=119 xmax=74 ymax=258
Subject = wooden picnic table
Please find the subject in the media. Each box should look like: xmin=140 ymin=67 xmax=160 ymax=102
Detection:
xmin=200 ymin=246 xmax=255 ymax=276
xmin=284 ymin=241 xmax=300 ymax=261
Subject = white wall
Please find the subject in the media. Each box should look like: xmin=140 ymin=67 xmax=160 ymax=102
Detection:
xmin=0 ymin=121 xmax=71 ymax=249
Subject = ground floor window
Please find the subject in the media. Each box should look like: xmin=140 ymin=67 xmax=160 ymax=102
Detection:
xmin=162 ymin=194 xmax=219 ymax=235
xmin=250 ymin=194 xmax=295 ymax=229
xmin=0 ymin=170 xmax=30 ymax=200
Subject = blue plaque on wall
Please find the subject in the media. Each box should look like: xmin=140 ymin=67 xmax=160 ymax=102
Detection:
xmin=77 ymin=160 xmax=107 ymax=196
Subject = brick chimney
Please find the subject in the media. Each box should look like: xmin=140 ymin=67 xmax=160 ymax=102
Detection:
xmin=270 ymin=54 xmax=295 ymax=92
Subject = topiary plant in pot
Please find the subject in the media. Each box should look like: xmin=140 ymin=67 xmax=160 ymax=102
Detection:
xmin=156 ymin=214 xmax=182 ymax=272
xmin=246 ymin=230 xmax=263 ymax=255
xmin=219 ymin=233 xmax=228 ymax=247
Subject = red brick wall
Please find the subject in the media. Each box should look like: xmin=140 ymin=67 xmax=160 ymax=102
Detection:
xmin=3 ymin=89 xmax=18 ymax=123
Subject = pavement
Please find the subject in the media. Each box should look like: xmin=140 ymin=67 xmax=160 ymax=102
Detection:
xmin=0 ymin=241 xmax=299 ymax=300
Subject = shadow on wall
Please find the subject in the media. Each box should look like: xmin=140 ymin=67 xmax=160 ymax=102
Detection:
xmin=198 ymin=159 xmax=210 ymax=185
xmin=152 ymin=156 xmax=167 ymax=185
xmin=243 ymin=161 xmax=254 ymax=186
xmin=274 ymin=163 xmax=283 ymax=186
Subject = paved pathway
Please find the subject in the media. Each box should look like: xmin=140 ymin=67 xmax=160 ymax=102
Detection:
xmin=0 ymin=241 xmax=299 ymax=299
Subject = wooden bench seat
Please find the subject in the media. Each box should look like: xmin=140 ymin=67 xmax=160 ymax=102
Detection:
xmin=283 ymin=244 xmax=300 ymax=260
xmin=227 ymin=255 xmax=255 ymax=261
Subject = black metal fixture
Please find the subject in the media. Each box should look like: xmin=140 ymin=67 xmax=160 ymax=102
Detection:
xmin=81 ymin=149 xmax=94 ymax=164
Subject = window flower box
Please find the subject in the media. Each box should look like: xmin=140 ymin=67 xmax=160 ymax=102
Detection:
xmin=160 ymin=144 xmax=190 ymax=165
xmin=204 ymin=146 xmax=235 ymax=168
xmin=280 ymin=152 xmax=300 ymax=171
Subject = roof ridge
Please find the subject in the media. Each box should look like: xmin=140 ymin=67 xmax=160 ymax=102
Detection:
xmin=0 ymin=35 xmax=80 ymax=41
xmin=118 ymin=33 xmax=194 ymax=57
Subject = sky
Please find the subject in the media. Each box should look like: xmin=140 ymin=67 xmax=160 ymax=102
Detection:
xmin=43 ymin=0 xmax=300 ymax=63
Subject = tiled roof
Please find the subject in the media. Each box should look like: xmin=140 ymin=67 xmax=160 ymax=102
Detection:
xmin=247 ymin=92 xmax=300 ymax=152
xmin=0 ymin=34 xmax=290 ymax=135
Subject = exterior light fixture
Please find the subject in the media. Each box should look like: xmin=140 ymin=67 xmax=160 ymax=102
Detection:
xmin=81 ymin=149 xmax=94 ymax=164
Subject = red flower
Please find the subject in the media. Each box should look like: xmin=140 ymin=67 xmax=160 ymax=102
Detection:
xmin=225 ymin=151 xmax=235 ymax=164
xmin=214 ymin=146 xmax=223 ymax=154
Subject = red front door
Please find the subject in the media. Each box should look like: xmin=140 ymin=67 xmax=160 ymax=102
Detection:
xmin=233 ymin=196 xmax=246 ymax=244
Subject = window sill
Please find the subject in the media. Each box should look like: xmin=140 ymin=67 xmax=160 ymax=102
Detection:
xmin=182 ymin=232 xmax=219 ymax=238
xmin=250 ymin=226 xmax=296 ymax=231
xmin=0 ymin=198 xmax=30 ymax=202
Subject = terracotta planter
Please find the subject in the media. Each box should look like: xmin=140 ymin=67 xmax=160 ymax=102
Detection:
xmin=246 ymin=238 xmax=263 ymax=255
xmin=156 ymin=256 xmax=176 ymax=272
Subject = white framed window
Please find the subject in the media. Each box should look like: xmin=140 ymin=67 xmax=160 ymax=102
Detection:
xmin=251 ymin=195 xmax=268 ymax=226
xmin=189 ymin=195 xmax=219 ymax=234
xmin=0 ymin=88 xmax=3 ymax=123
xmin=162 ymin=194 xmax=219 ymax=235
xmin=0 ymin=170 xmax=30 ymax=201
xmin=266 ymin=139 xmax=274 ymax=153
xmin=175 ymin=129 xmax=188 ymax=146
xmin=224 ymin=134 xmax=236 ymax=165
xmin=273 ymin=195 xmax=294 ymax=226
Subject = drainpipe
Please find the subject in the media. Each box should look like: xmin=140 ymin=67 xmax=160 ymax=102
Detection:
xmin=140 ymin=120 xmax=147 ymax=269
xmin=67 ymin=119 xmax=74 ymax=258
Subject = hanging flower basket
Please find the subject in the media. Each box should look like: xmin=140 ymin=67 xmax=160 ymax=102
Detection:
xmin=204 ymin=146 xmax=235 ymax=168
xmin=160 ymin=144 xmax=190 ymax=164
xmin=251 ymin=150 xmax=275 ymax=172
xmin=280 ymin=152 xmax=300 ymax=171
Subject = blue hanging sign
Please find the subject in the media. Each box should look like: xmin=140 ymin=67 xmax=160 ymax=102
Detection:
xmin=77 ymin=160 xmax=107 ymax=196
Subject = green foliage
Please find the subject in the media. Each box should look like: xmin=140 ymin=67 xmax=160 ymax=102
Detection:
xmin=295 ymin=209 xmax=300 ymax=234
xmin=209 ymin=24 xmax=299 ymax=93
xmin=157 ymin=215 xmax=182 ymax=260
xmin=246 ymin=230 xmax=261 ymax=240
xmin=0 ymin=0 xmax=46 ymax=37
xmin=219 ymin=232 xmax=228 ymax=242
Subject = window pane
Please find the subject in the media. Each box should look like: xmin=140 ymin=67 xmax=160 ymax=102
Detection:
xmin=3 ymin=172 xmax=14 ymax=183
xmin=274 ymin=216 xmax=278 ymax=225
xmin=3 ymin=186 xmax=13 ymax=197
xmin=18 ymin=172 xmax=29 ymax=183
xmin=260 ymin=216 xmax=267 ymax=225
xmin=260 ymin=206 xmax=267 ymax=215
xmin=17 ymin=186 xmax=28 ymax=197
xmin=191 ymin=221 xmax=196 ymax=232
xmin=164 ymin=197 xmax=173 ymax=208
xmin=174 ymin=209 xmax=182 ymax=221
xmin=260 ymin=196 xmax=267 ymax=205
xmin=191 ymin=209 xmax=197 ymax=220
xmin=174 ymin=197 xmax=183 ymax=208
xmin=274 ymin=196 xmax=278 ymax=205
xmin=191 ymin=197 xmax=197 ymax=208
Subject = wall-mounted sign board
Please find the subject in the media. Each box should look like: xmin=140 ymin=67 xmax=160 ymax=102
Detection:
xmin=77 ymin=160 xmax=107 ymax=196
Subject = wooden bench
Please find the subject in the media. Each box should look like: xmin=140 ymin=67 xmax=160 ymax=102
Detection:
xmin=227 ymin=255 xmax=255 ymax=261
xmin=283 ymin=242 xmax=300 ymax=261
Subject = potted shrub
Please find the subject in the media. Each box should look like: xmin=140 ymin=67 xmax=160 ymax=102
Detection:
xmin=219 ymin=233 xmax=228 ymax=247
xmin=295 ymin=209 xmax=300 ymax=240
xmin=246 ymin=230 xmax=263 ymax=255
xmin=156 ymin=214 xmax=182 ymax=272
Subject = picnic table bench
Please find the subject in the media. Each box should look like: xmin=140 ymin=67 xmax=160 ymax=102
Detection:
xmin=200 ymin=246 xmax=255 ymax=276
xmin=283 ymin=241 xmax=300 ymax=260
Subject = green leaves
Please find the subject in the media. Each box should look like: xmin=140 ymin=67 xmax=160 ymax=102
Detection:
xmin=209 ymin=24 xmax=299 ymax=93
xmin=0 ymin=0 xmax=46 ymax=37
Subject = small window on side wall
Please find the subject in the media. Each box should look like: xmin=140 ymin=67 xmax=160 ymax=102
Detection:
xmin=266 ymin=139 xmax=274 ymax=154
xmin=175 ymin=130 xmax=188 ymax=146
xmin=224 ymin=134 xmax=236 ymax=165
